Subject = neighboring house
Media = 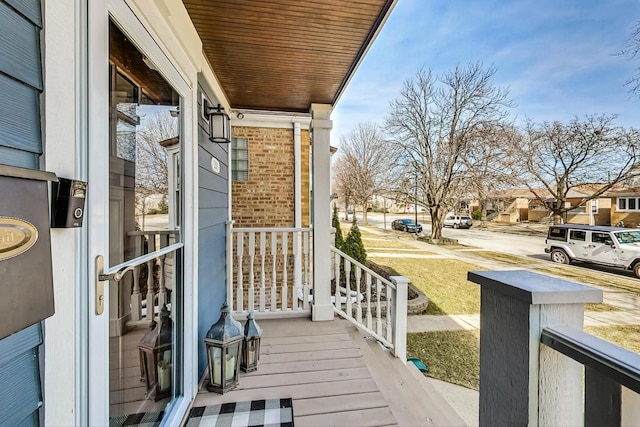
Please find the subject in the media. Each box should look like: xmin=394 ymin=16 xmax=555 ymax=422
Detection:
xmin=606 ymin=187 xmax=640 ymax=227
xmin=0 ymin=1 xmax=397 ymax=426
xmin=474 ymin=186 xmax=611 ymax=225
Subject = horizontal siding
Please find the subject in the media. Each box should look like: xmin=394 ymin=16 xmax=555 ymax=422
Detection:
xmin=0 ymin=1 xmax=42 ymax=89
xmin=197 ymin=79 xmax=229 ymax=377
xmin=0 ymin=145 xmax=38 ymax=168
xmin=0 ymin=73 xmax=42 ymax=154
xmin=0 ymin=324 xmax=42 ymax=427
xmin=5 ymin=0 xmax=41 ymax=26
xmin=198 ymin=207 xmax=228 ymax=229
xmin=198 ymin=186 xmax=227 ymax=209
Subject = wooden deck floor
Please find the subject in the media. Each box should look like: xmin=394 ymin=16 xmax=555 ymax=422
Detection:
xmin=191 ymin=317 xmax=465 ymax=426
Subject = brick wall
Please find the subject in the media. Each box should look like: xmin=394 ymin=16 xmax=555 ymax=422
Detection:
xmin=231 ymin=126 xmax=311 ymax=227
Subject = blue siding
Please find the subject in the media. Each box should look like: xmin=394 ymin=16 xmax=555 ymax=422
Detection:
xmin=0 ymin=325 xmax=42 ymax=426
xmin=5 ymin=0 xmax=42 ymax=26
xmin=0 ymin=73 xmax=42 ymax=153
xmin=197 ymin=78 xmax=230 ymax=377
xmin=0 ymin=1 xmax=43 ymax=426
xmin=0 ymin=1 xmax=42 ymax=89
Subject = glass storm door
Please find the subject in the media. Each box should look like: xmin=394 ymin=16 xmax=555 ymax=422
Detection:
xmin=93 ymin=19 xmax=185 ymax=425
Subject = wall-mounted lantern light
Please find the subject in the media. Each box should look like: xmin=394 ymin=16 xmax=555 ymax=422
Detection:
xmin=205 ymin=102 xmax=231 ymax=144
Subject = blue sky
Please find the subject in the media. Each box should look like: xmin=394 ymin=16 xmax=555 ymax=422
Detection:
xmin=332 ymin=0 xmax=640 ymax=144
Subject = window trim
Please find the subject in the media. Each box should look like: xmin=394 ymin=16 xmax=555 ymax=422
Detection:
xmin=617 ymin=197 xmax=640 ymax=212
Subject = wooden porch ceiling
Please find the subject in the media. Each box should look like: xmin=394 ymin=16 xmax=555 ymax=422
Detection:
xmin=183 ymin=0 xmax=396 ymax=113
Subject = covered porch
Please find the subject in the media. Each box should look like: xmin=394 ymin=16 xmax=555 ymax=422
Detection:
xmin=190 ymin=317 xmax=464 ymax=426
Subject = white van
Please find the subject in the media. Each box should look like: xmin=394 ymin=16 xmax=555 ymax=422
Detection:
xmin=444 ymin=213 xmax=473 ymax=229
xmin=545 ymin=224 xmax=640 ymax=278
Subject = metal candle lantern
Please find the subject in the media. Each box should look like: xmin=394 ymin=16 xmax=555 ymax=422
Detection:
xmin=241 ymin=312 xmax=262 ymax=372
xmin=205 ymin=302 xmax=243 ymax=394
xmin=138 ymin=304 xmax=173 ymax=401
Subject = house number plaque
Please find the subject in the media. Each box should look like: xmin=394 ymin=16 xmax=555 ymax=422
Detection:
xmin=0 ymin=217 xmax=38 ymax=261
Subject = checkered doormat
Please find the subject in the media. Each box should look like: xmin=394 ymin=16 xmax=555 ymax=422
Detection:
xmin=186 ymin=398 xmax=294 ymax=427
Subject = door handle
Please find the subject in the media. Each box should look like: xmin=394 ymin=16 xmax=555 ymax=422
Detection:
xmin=95 ymin=255 xmax=106 ymax=315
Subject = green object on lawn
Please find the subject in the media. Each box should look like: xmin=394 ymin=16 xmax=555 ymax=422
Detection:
xmin=407 ymin=357 xmax=428 ymax=372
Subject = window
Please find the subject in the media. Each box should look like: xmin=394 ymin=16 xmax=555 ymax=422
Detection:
xmin=547 ymin=227 xmax=567 ymax=241
xmin=618 ymin=197 xmax=640 ymax=211
xmin=591 ymin=200 xmax=598 ymax=213
xmin=231 ymin=137 xmax=248 ymax=181
xmin=570 ymin=230 xmax=586 ymax=241
xmin=592 ymin=232 xmax=611 ymax=244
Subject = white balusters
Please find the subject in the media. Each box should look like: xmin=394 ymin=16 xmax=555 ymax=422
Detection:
xmin=303 ymin=231 xmax=310 ymax=310
xmin=293 ymin=231 xmax=300 ymax=310
xmin=385 ymin=284 xmax=392 ymax=341
xmin=281 ymin=231 xmax=289 ymax=311
xmin=259 ymin=232 xmax=266 ymax=312
xmin=355 ymin=266 xmax=362 ymax=323
xmin=229 ymin=228 xmax=313 ymax=315
xmin=376 ymin=276 xmax=382 ymax=335
xmin=270 ymin=233 xmax=277 ymax=311
xmin=157 ymin=254 xmax=167 ymax=309
xmin=248 ymin=232 xmax=255 ymax=312
xmin=236 ymin=231 xmax=244 ymax=312
xmin=365 ymin=272 xmax=372 ymax=330
xmin=131 ymin=265 xmax=142 ymax=321
xmin=345 ymin=260 xmax=352 ymax=318
xmin=334 ymin=252 xmax=341 ymax=309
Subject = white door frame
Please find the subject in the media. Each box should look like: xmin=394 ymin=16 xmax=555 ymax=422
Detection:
xmin=87 ymin=1 xmax=197 ymax=425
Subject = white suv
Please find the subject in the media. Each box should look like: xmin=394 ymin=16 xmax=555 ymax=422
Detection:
xmin=444 ymin=213 xmax=473 ymax=229
xmin=545 ymin=224 xmax=640 ymax=278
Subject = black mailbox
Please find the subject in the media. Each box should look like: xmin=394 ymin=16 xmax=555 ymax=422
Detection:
xmin=0 ymin=165 xmax=57 ymax=340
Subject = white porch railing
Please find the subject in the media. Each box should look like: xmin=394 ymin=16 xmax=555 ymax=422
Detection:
xmin=114 ymin=230 xmax=179 ymax=333
xmin=330 ymin=246 xmax=408 ymax=361
xmin=469 ymin=269 xmax=640 ymax=426
xmin=229 ymin=226 xmax=312 ymax=315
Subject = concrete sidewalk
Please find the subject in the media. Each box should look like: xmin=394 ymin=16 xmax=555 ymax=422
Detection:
xmin=408 ymin=309 xmax=640 ymax=333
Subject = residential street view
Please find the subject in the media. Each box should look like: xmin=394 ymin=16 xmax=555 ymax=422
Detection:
xmin=344 ymin=213 xmax=640 ymax=426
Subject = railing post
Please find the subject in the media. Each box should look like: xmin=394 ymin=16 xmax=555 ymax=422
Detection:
xmin=468 ymin=270 xmax=602 ymax=427
xmin=226 ymin=221 xmax=234 ymax=308
xmin=390 ymin=276 xmax=408 ymax=362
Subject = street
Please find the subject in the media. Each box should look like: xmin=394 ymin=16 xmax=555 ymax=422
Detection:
xmin=362 ymin=212 xmax=547 ymax=258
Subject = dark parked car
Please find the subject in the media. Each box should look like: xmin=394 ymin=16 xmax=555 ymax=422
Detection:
xmin=392 ymin=219 xmax=423 ymax=233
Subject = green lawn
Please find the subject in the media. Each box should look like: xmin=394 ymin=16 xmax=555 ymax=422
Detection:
xmin=368 ymin=256 xmax=484 ymax=315
xmin=407 ymin=330 xmax=480 ymax=390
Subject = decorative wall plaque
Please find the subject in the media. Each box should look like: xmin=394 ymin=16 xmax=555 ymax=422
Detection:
xmin=0 ymin=217 xmax=38 ymax=261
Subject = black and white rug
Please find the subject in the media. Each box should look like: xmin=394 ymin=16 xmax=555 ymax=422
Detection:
xmin=110 ymin=411 xmax=164 ymax=427
xmin=186 ymin=398 xmax=294 ymax=427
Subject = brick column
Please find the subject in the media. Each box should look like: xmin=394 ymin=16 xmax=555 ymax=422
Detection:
xmin=310 ymin=104 xmax=334 ymax=321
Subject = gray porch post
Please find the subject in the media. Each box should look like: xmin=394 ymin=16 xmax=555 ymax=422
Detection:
xmin=310 ymin=103 xmax=334 ymax=321
xmin=468 ymin=270 xmax=602 ymax=427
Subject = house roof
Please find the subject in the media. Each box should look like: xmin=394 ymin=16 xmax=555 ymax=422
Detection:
xmin=183 ymin=0 xmax=396 ymax=113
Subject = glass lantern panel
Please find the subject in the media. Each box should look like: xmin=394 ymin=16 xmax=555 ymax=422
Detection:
xmin=208 ymin=346 xmax=222 ymax=386
xmin=225 ymin=345 xmax=239 ymax=384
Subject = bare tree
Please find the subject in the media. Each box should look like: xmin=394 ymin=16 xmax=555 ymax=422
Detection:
xmin=385 ymin=63 xmax=514 ymax=239
xmin=620 ymin=21 xmax=640 ymax=98
xmin=511 ymin=114 xmax=640 ymax=224
xmin=135 ymin=112 xmax=177 ymax=228
xmin=461 ymin=124 xmax=522 ymax=226
xmin=333 ymin=122 xmax=398 ymax=225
